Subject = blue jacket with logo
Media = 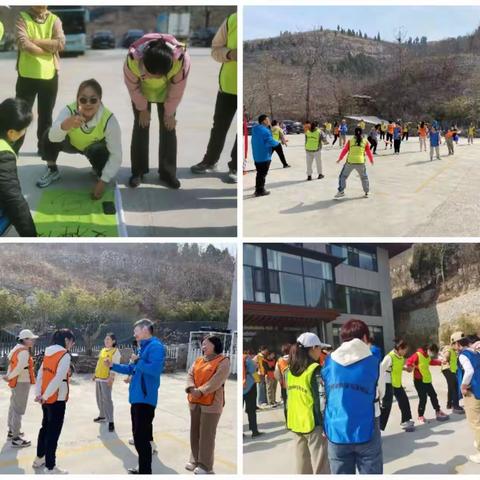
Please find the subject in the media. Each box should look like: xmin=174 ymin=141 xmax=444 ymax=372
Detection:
xmin=457 ymin=349 xmax=480 ymax=400
xmin=111 ymin=336 xmax=165 ymax=407
xmin=251 ymin=124 xmax=279 ymax=163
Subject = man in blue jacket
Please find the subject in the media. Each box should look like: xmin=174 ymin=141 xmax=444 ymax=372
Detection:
xmin=251 ymin=114 xmax=279 ymax=197
xmin=106 ymin=318 xmax=165 ymax=474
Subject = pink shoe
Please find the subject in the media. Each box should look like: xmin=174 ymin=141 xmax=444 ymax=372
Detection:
xmin=418 ymin=416 xmax=427 ymax=424
xmin=436 ymin=410 xmax=449 ymax=421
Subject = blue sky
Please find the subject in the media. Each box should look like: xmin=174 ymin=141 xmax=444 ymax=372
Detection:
xmin=244 ymin=6 xmax=480 ymax=42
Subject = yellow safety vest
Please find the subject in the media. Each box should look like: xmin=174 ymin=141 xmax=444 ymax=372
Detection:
xmin=417 ymin=351 xmax=432 ymax=384
xmin=388 ymin=350 xmax=405 ymax=388
xmin=359 ymin=122 xmax=365 ymax=130
xmin=381 ymin=123 xmax=387 ymax=132
xmin=272 ymin=126 xmax=282 ymax=142
xmin=0 ymin=21 xmax=4 ymax=42
xmin=95 ymin=347 xmax=118 ymax=379
xmin=127 ymin=48 xmax=184 ymax=104
xmin=468 ymin=127 xmax=475 ymax=135
xmin=66 ymin=102 xmax=113 ymax=152
xmin=305 ymin=129 xmax=321 ymax=152
xmin=18 ymin=11 xmax=57 ymax=80
xmin=347 ymin=138 xmax=368 ymax=164
xmin=449 ymin=348 xmax=458 ymax=374
xmin=0 ymin=139 xmax=15 ymax=156
xmin=286 ymin=363 xmax=319 ymax=434
xmin=219 ymin=13 xmax=237 ymax=95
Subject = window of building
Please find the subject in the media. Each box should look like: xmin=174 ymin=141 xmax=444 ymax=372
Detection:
xmin=244 ymin=244 xmax=263 ymax=267
xmin=243 ymin=265 xmax=266 ymax=302
xmin=267 ymin=249 xmax=302 ymax=274
xmin=329 ymin=244 xmax=378 ymax=272
xmin=303 ymin=257 xmax=333 ymax=280
xmin=336 ymin=285 xmax=382 ymax=316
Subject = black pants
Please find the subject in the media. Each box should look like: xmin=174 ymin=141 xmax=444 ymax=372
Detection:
xmin=402 ymin=131 xmax=409 ymax=141
xmin=442 ymin=369 xmax=460 ymax=409
xmin=380 ymin=383 xmax=393 ymax=431
xmin=332 ymin=134 xmax=339 ymax=145
xmin=380 ymin=131 xmax=385 ymax=140
xmin=201 ymin=91 xmax=237 ymax=172
xmin=243 ymin=384 xmax=258 ymax=434
xmin=381 ymin=384 xmax=413 ymax=430
xmin=414 ymin=379 xmax=440 ymax=416
xmin=130 ymin=102 xmax=177 ymax=180
xmin=394 ymin=139 xmax=401 ymax=153
xmin=368 ymin=137 xmax=378 ymax=154
xmin=386 ymin=132 xmax=393 ymax=144
xmin=36 ymin=401 xmax=66 ymax=470
xmin=254 ymin=161 xmax=270 ymax=194
xmin=14 ymin=74 xmax=58 ymax=154
xmin=394 ymin=386 xmax=413 ymax=424
xmin=272 ymin=144 xmax=287 ymax=166
xmin=131 ymin=403 xmax=155 ymax=474
xmin=281 ymin=386 xmax=287 ymax=423
xmin=42 ymin=132 xmax=109 ymax=175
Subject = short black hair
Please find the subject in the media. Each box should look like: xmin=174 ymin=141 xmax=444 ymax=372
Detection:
xmin=105 ymin=332 xmax=117 ymax=347
xmin=77 ymin=79 xmax=102 ymax=100
xmin=0 ymin=98 xmax=33 ymax=138
xmin=134 ymin=318 xmax=154 ymax=334
xmin=258 ymin=114 xmax=267 ymax=124
xmin=204 ymin=335 xmax=223 ymax=354
xmin=143 ymin=40 xmax=174 ymax=75
xmin=51 ymin=329 xmax=75 ymax=348
xmin=271 ymin=120 xmax=278 ymax=126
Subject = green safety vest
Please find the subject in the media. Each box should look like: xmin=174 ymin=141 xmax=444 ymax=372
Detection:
xmin=18 ymin=11 xmax=57 ymax=80
xmin=0 ymin=21 xmax=4 ymax=42
xmin=219 ymin=13 xmax=237 ymax=95
xmin=127 ymin=49 xmax=184 ymax=104
xmin=449 ymin=348 xmax=458 ymax=373
xmin=388 ymin=350 xmax=405 ymax=388
xmin=272 ymin=126 xmax=282 ymax=142
xmin=347 ymin=138 xmax=368 ymax=164
xmin=286 ymin=362 xmax=319 ymax=434
xmin=0 ymin=138 xmax=15 ymax=156
xmin=417 ymin=351 xmax=432 ymax=384
xmin=305 ymin=129 xmax=320 ymax=152
xmin=66 ymin=102 xmax=113 ymax=152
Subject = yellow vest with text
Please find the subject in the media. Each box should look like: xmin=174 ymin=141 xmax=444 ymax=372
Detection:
xmin=219 ymin=13 xmax=237 ymax=95
xmin=0 ymin=139 xmax=15 ymax=157
xmin=286 ymin=363 xmax=319 ymax=434
xmin=95 ymin=347 xmax=118 ymax=379
xmin=388 ymin=350 xmax=405 ymax=388
xmin=127 ymin=50 xmax=184 ymax=104
xmin=347 ymin=138 xmax=368 ymax=164
xmin=18 ymin=11 xmax=57 ymax=80
xmin=66 ymin=102 xmax=113 ymax=152
xmin=305 ymin=129 xmax=321 ymax=152
xmin=417 ymin=351 xmax=432 ymax=384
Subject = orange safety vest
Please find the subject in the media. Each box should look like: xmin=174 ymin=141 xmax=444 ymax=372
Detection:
xmin=387 ymin=123 xmax=395 ymax=134
xmin=418 ymin=126 xmax=428 ymax=138
xmin=8 ymin=347 xmax=35 ymax=388
xmin=265 ymin=358 xmax=276 ymax=379
xmin=41 ymin=350 xmax=70 ymax=404
xmin=188 ymin=354 xmax=227 ymax=406
xmin=276 ymin=357 xmax=289 ymax=387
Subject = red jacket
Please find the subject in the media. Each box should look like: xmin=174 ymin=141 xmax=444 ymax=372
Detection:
xmin=406 ymin=348 xmax=441 ymax=381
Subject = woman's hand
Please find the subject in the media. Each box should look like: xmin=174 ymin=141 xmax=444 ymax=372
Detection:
xmin=139 ymin=110 xmax=151 ymax=128
xmin=164 ymin=113 xmax=176 ymax=131
xmin=227 ymin=48 xmax=237 ymax=61
xmin=61 ymin=114 xmax=84 ymax=132
xmin=104 ymin=358 xmax=113 ymax=368
xmin=91 ymin=180 xmax=106 ymax=200
xmin=107 ymin=377 xmax=114 ymax=388
xmin=190 ymin=388 xmax=202 ymax=399
xmin=461 ymin=384 xmax=470 ymax=396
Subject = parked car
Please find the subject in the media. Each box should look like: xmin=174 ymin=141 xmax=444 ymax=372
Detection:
xmin=0 ymin=33 xmax=15 ymax=52
xmin=247 ymin=121 xmax=258 ymax=135
xmin=283 ymin=120 xmax=303 ymax=134
xmin=189 ymin=27 xmax=217 ymax=47
xmin=91 ymin=30 xmax=115 ymax=49
xmin=121 ymin=29 xmax=144 ymax=49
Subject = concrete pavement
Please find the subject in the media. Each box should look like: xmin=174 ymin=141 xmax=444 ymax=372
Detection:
xmin=243 ymin=368 xmax=479 ymax=474
xmin=0 ymin=48 xmax=237 ymax=237
xmin=243 ymin=134 xmax=480 ymax=237
xmin=0 ymin=373 xmax=237 ymax=474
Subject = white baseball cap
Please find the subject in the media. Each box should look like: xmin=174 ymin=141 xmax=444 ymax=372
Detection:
xmin=297 ymin=332 xmax=331 ymax=349
xmin=18 ymin=329 xmax=39 ymax=340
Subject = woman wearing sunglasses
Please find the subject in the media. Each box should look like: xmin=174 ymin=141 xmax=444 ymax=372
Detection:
xmin=37 ymin=78 xmax=122 ymax=200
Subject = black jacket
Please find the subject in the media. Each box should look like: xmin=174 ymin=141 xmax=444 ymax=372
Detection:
xmin=0 ymin=150 xmax=37 ymax=236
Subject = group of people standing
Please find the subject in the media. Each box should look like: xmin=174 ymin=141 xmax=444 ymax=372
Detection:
xmin=243 ymin=319 xmax=480 ymax=474
xmin=3 ymin=322 xmax=230 ymax=475
xmin=0 ymin=6 xmax=237 ymax=237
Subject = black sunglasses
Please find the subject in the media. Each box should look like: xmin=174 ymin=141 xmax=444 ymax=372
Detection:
xmin=78 ymin=96 xmax=99 ymax=105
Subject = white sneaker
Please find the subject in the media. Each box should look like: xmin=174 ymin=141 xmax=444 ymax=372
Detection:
xmin=36 ymin=168 xmax=61 ymax=188
xmin=334 ymin=191 xmax=345 ymax=199
xmin=469 ymin=453 xmax=480 ymax=463
xmin=227 ymin=170 xmax=237 ymax=184
xmin=32 ymin=456 xmax=46 ymax=468
xmin=185 ymin=462 xmax=196 ymax=471
xmin=194 ymin=466 xmax=214 ymax=474
xmin=128 ymin=438 xmax=157 ymax=453
xmin=400 ymin=420 xmax=414 ymax=428
xmin=44 ymin=466 xmax=68 ymax=474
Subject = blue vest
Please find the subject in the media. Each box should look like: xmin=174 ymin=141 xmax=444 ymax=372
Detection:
xmin=322 ymin=354 xmax=380 ymax=444
xmin=457 ymin=349 xmax=480 ymax=400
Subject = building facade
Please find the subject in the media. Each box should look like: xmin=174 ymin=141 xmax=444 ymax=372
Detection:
xmin=243 ymin=243 xmax=408 ymax=354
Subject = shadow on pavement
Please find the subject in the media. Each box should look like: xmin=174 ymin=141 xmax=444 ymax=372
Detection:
xmin=393 ymin=454 xmax=468 ymax=474
xmin=243 ymin=437 xmax=291 ymax=454
xmin=0 ymin=441 xmax=24 ymax=474
xmin=97 ymin=430 xmax=137 ymax=473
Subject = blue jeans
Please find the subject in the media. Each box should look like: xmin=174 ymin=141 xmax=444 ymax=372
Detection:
xmin=257 ymin=377 xmax=267 ymax=405
xmin=327 ymin=418 xmax=383 ymax=474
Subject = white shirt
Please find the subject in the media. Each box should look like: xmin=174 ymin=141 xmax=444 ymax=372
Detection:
xmin=35 ymin=345 xmax=71 ymax=402
xmin=381 ymin=354 xmax=393 ymax=384
xmin=7 ymin=344 xmax=31 ymax=383
xmin=48 ymin=104 xmax=122 ymax=183
xmin=459 ymin=348 xmax=475 ymax=386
